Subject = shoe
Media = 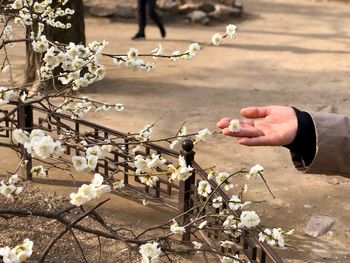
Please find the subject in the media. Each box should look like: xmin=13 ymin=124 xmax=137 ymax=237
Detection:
xmin=160 ymin=27 xmax=166 ymax=38
xmin=132 ymin=32 xmax=145 ymax=41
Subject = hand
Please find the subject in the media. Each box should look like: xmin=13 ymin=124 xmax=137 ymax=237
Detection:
xmin=217 ymin=106 xmax=298 ymax=146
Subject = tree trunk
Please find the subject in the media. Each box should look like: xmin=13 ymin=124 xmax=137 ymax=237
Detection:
xmin=25 ymin=0 xmax=86 ymax=87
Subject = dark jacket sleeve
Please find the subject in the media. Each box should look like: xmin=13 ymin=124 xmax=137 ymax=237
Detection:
xmin=287 ymin=110 xmax=350 ymax=178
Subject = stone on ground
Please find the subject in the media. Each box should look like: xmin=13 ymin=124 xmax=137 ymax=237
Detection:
xmin=304 ymin=215 xmax=335 ymax=237
xmin=115 ymin=4 xmax=136 ymax=18
xmin=187 ymin=10 xmax=210 ymax=25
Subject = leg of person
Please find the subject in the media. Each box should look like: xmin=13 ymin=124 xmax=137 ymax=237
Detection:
xmin=132 ymin=0 xmax=146 ymax=40
xmin=148 ymin=0 xmax=166 ymax=38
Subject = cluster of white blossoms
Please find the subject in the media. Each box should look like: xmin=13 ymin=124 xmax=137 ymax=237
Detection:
xmin=259 ymin=228 xmax=293 ymax=248
xmin=211 ymin=24 xmax=237 ymax=46
xmin=34 ymin=40 xmax=108 ymax=90
xmin=170 ymin=220 xmax=186 ymax=236
xmin=139 ymin=242 xmax=162 ymax=263
xmin=134 ymin=153 xmax=167 ymax=186
xmin=56 ymin=97 xmax=124 ymax=120
xmin=208 ymin=171 xmax=234 ymax=191
xmin=167 ymin=155 xmax=194 ymax=182
xmin=0 ymin=174 xmax=23 ymax=202
xmin=197 ymin=180 xmax=212 ymax=197
xmin=113 ymin=47 xmax=155 ymax=72
xmin=11 ymin=0 xmax=73 ymax=29
xmin=113 ymin=42 xmax=201 ymax=71
xmin=12 ymin=129 xmax=65 ymax=160
xmin=0 ymin=87 xmax=15 ymax=106
xmin=194 ymin=128 xmax=213 ymax=144
xmin=0 ymin=239 xmax=33 ymax=263
xmin=72 ymin=145 xmax=103 ymax=172
xmin=247 ymin=164 xmax=264 ymax=179
xmin=228 ymin=195 xmax=251 ymax=211
xmin=70 ymin=173 xmax=111 ymax=206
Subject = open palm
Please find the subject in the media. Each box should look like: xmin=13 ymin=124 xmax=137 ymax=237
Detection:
xmin=217 ymin=106 xmax=298 ymax=146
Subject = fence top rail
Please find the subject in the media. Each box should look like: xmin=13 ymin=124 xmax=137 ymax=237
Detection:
xmin=29 ymin=103 xmax=180 ymax=158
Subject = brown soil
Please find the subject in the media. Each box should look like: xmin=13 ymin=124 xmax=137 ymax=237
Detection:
xmin=1 ymin=0 xmax=350 ymax=262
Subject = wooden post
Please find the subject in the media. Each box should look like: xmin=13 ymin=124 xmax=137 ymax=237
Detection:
xmin=17 ymin=101 xmax=33 ymax=180
xmin=179 ymin=138 xmax=195 ymax=241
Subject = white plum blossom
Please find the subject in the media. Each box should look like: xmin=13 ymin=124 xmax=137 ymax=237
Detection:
xmin=87 ymin=154 xmax=98 ymax=171
xmin=247 ymin=164 xmax=264 ymax=179
xmin=112 ymin=179 xmax=125 ymax=189
xmin=228 ymin=195 xmax=251 ymax=211
xmin=72 ymin=156 xmax=88 ymax=172
xmin=198 ymin=220 xmax=207 ymax=229
xmin=140 ymin=175 xmax=159 ymax=187
xmin=32 ymin=35 xmax=49 ymax=52
xmin=221 ymin=255 xmax=241 ymax=263
xmin=226 ymin=24 xmax=237 ymax=38
xmin=195 ymin=128 xmax=213 ymax=143
xmin=212 ymin=196 xmax=223 ymax=208
xmin=137 ymin=124 xmax=153 ymax=141
xmin=146 ymin=154 xmax=167 ymax=170
xmin=0 ymin=239 xmax=33 ymax=263
xmin=32 ymin=136 xmax=55 ymax=159
xmin=127 ymin=47 xmax=139 ymax=60
xmin=220 ymin=240 xmax=236 ymax=248
xmin=192 ymin=241 xmax=202 ymax=250
xmin=86 ymin=145 xmax=103 ymax=159
xmin=170 ymin=126 xmax=186 ymax=149
xmin=222 ymin=215 xmax=239 ymax=233
xmin=170 ymin=220 xmax=186 ymax=236
xmin=134 ymin=155 xmax=149 ymax=174
xmin=0 ymin=87 xmax=15 ymax=106
xmin=12 ymin=129 xmax=29 ymax=145
xmin=0 ymin=174 xmax=23 ymax=202
xmin=30 ymin=165 xmax=48 ymax=177
xmin=259 ymin=228 xmax=286 ymax=247
xmin=168 ymin=156 xmax=194 ymax=182
xmin=70 ymin=173 xmax=111 ymax=206
xmin=151 ymin=44 xmax=163 ymax=59
xmin=170 ymin=50 xmax=181 ymax=62
xmin=197 ymin=180 xmax=212 ymax=197
xmin=212 ymin=33 xmax=223 ymax=46
xmin=228 ymin=119 xmax=241 ymax=133
xmin=139 ymin=242 xmax=161 ymax=263
xmin=215 ymin=172 xmax=234 ymax=191
xmin=187 ymin=43 xmax=201 ymax=57
xmin=239 ymin=211 xmax=261 ymax=228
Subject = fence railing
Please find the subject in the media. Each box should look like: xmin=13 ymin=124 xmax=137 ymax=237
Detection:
xmin=0 ymin=101 xmax=283 ymax=263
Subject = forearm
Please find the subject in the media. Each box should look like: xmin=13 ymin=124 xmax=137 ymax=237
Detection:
xmin=286 ymin=109 xmax=350 ymax=178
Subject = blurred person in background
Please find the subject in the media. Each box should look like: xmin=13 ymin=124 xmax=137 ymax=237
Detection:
xmin=132 ymin=0 xmax=166 ymax=40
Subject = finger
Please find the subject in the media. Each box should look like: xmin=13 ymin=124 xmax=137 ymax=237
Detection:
xmin=238 ymin=136 xmax=272 ymax=146
xmin=222 ymin=127 xmax=264 ymax=138
xmin=240 ymin=106 xmax=272 ymax=119
xmin=217 ymin=117 xmax=231 ymax=129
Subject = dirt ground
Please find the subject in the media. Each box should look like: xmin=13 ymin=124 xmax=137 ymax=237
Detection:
xmin=1 ymin=0 xmax=350 ymax=262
